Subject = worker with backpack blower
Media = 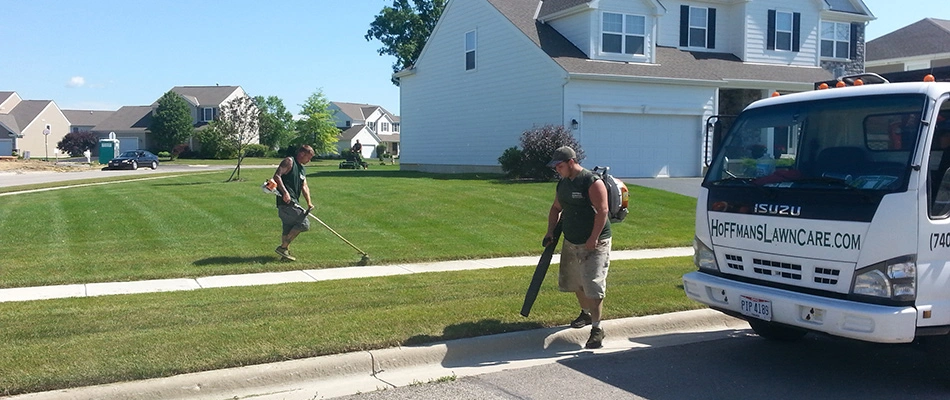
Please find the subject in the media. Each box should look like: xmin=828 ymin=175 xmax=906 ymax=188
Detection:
xmin=273 ymin=145 xmax=315 ymax=261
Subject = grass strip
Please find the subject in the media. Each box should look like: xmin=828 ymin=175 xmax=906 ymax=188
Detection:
xmin=0 ymin=256 xmax=698 ymax=396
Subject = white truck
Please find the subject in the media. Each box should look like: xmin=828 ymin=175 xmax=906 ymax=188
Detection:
xmin=683 ymin=73 xmax=950 ymax=343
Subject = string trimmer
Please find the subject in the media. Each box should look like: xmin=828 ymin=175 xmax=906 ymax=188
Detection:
xmin=262 ymin=179 xmax=371 ymax=265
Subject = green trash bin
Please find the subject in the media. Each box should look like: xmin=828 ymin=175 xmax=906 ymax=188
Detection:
xmin=98 ymin=139 xmax=120 ymax=165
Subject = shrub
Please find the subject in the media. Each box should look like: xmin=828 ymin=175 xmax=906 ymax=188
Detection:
xmin=171 ymin=144 xmax=190 ymax=160
xmin=244 ymin=144 xmax=268 ymax=157
xmin=157 ymin=151 xmax=171 ymax=159
xmin=502 ymin=125 xmax=584 ymax=181
xmin=498 ymin=146 xmax=523 ymax=178
xmin=57 ymin=131 xmax=98 ymax=157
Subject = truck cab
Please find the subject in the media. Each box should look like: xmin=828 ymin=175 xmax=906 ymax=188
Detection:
xmin=683 ymin=75 xmax=950 ymax=343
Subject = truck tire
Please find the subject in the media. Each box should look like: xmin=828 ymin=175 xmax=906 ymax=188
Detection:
xmin=748 ymin=319 xmax=808 ymax=341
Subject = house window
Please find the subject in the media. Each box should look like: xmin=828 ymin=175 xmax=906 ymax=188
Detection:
xmin=821 ymin=21 xmax=851 ymax=59
xmin=393 ymin=123 xmax=399 ymax=132
xmin=381 ymin=122 xmax=389 ymax=132
xmin=345 ymin=121 xmax=351 ymax=127
xmin=368 ymin=122 xmax=376 ymax=131
xmin=679 ymin=6 xmax=716 ymax=49
xmin=465 ymin=30 xmax=476 ymax=70
xmin=602 ymin=13 xmax=645 ymax=55
xmin=202 ymin=107 xmax=215 ymax=122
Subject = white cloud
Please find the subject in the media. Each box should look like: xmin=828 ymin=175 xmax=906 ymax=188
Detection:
xmin=66 ymin=76 xmax=85 ymax=88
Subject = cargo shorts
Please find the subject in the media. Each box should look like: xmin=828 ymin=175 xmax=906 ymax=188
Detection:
xmin=558 ymin=238 xmax=611 ymax=299
xmin=278 ymin=204 xmax=311 ymax=236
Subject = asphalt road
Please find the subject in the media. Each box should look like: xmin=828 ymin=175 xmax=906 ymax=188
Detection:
xmin=0 ymin=163 xmax=271 ymax=188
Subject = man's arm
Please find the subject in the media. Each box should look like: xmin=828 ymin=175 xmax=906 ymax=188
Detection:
xmin=586 ymin=179 xmax=609 ymax=250
xmin=273 ymin=157 xmax=293 ymax=204
xmin=544 ymin=195 xmax=562 ymax=246
xmin=301 ymin=177 xmax=313 ymax=209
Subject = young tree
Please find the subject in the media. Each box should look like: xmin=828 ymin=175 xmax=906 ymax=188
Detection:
xmin=366 ymin=0 xmax=446 ymax=85
xmin=254 ymin=95 xmax=294 ymax=151
xmin=57 ymin=131 xmax=98 ymax=157
xmin=205 ymin=95 xmax=260 ymax=182
xmin=149 ymin=91 xmax=194 ymax=152
xmin=296 ymin=89 xmax=339 ymax=155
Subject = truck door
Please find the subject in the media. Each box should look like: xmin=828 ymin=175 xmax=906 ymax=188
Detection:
xmin=919 ymin=94 xmax=950 ymax=329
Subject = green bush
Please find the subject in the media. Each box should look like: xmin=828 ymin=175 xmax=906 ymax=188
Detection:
xmin=498 ymin=146 xmax=523 ymax=178
xmin=244 ymin=144 xmax=268 ymax=157
xmin=157 ymin=151 xmax=171 ymax=159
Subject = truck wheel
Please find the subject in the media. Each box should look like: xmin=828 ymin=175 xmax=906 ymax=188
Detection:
xmin=748 ymin=320 xmax=807 ymax=341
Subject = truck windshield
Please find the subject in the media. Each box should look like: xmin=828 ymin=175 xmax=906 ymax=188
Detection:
xmin=705 ymin=94 xmax=927 ymax=192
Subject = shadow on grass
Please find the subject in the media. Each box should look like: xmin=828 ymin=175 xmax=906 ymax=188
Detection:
xmin=192 ymin=256 xmax=275 ymax=266
xmin=313 ymin=170 xmax=505 ymax=181
xmin=403 ymin=319 xmax=546 ymax=346
xmin=151 ymin=181 xmax=217 ymax=187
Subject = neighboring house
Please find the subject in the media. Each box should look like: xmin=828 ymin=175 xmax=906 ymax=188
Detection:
xmin=866 ymin=18 xmax=950 ymax=75
xmin=397 ymin=0 xmax=873 ymax=177
xmin=89 ymin=85 xmax=256 ymax=152
xmin=63 ymin=109 xmax=115 ymax=134
xmin=0 ymin=91 xmax=70 ymax=158
xmin=329 ymin=101 xmax=401 ymax=157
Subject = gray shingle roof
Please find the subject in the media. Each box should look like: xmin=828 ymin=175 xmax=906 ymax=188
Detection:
xmin=91 ymin=106 xmax=153 ymax=133
xmin=156 ymin=86 xmax=241 ymax=107
xmin=0 ymin=114 xmax=19 ymax=135
xmin=10 ymin=100 xmax=51 ymax=131
xmin=538 ymin=0 xmax=590 ymax=17
xmin=63 ymin=109 xmax=115 ymax=128
xmin=488 ymin=0 xmax=833 ymax=85
xmin=867 ymin=18 xmax=950 ymax=61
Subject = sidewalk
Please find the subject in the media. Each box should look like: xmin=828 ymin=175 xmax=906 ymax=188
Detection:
xmin=0 ymin=247 xmax=693 ymax=303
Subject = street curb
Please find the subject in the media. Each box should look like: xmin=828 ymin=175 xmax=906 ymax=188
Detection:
xmin=8 ymin=309 xmax=746 ymax=400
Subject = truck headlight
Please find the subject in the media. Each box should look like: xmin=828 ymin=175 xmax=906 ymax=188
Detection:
xmin=851 ymin=255 xmax=916 ymax=302
xmin=693 ymin=237 xmax=718 ymax=272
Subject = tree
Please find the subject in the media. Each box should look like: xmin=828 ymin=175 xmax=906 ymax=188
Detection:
xmin=254 ymin=95 xmax=295 ymax=151
xmin=57 ymin=131 xmax=98 ymax=157
xmin=499 ymin=125 xmax=585 ymax=181
xmin=296 ymin=89 xmax=339 ymax=155
xmin=204 ymin=95 xmax=260 ymax=182
xmin=149 ymin=91 xmax=194 ymax=152
xmin=366 ymin=0 xmax=446 ymax=85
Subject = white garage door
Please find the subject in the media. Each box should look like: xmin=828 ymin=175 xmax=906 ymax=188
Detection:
xmin=581 ymin=113 xmax=701 ymax=178
xmin=0 ymin=139 xmax=11 ymax=156
xmin=119 ymin=137 xmax=139 ymax=152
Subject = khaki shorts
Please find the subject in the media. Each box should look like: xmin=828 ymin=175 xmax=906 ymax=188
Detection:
xmin=558 ymin=238 xmax=611 ymax=299
xmin=278 ymin=204 xmax=311 ymax=236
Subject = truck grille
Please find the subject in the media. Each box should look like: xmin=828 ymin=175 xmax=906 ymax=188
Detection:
xmin=722 ymin=252 xmax=848 ymax=292
xmin=752 ymin=258 xmax=802 ymax=280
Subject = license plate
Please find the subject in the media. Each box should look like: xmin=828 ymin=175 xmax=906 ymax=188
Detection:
xmin=739 ymin=295 xmax=772 ymax=321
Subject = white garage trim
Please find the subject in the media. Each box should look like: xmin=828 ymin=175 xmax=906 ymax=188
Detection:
xmin=578 ymin=104 xmax=706 ymax=116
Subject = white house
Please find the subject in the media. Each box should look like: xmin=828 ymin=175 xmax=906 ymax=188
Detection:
xmin=397 ymin=0 xmax=874 ymax=177
xmin=329 ymin=101 xmax=400 ymax=158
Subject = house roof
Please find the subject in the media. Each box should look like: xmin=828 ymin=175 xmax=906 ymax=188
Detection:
xmin=91 ymin=106 xmax=153 ymax=133
xmin=157 ymin=86 xmax=241 ymax=107
xmin=0 ymin=92 xmax=15 ymax=105
xmin=9 ymin=100 xmax=51 ymax=131
xmin=488 ymin=0 xmax=834 ymax=86
xmin=866 ymin=18 xmax=950 ymax=62
xmin=332 ymin=101 xmax=400 ymax=121
xmin=0 ymin=114 xmax=19 ymax=135
xmin=338 ymin=125 xmax=366 ymax=141
xmin=63 ymin=109 xmax=115 ymax=127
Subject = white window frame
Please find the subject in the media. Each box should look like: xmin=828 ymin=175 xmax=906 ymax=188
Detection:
xmin=381 ymin=122 xmax=389 ymax=132
xmin=774 ymin=11 xmax=793 ymax=51
xmin=821 ymin=21 xmax=850 ymax=59
xmin=465 ymin=30 xmax=477 ymax=71
xmin=688 ymin=7 xmax=708 ymax=48
xmin=393 ymin=123 xmax=400 ymax=132
xmin=368 ymin=121 xmax=376 ymax=131
xmin=202 ymin=107 xmax=215 ymax=122
xmin=601 ymin=12 xmax=646 ymax=56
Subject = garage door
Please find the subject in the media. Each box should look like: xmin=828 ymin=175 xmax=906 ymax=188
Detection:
xmin=581 ymin=113 xmax=701 ymax=178
xmin=119 ymin=137 xmax=139 ymax=152
xmin=0 ymin=139 xmax=11 ymax=156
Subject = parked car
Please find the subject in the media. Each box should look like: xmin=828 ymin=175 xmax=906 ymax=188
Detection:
xmin=107 ymin=150 xmax=159 ymax=170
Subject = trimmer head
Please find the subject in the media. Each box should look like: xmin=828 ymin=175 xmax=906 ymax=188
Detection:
xmin=358 ymin=254 xmax=371 ymax=266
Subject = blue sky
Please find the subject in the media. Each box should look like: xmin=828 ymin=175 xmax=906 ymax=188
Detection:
xmin=2 ymin=0 xmax=947 ymax=117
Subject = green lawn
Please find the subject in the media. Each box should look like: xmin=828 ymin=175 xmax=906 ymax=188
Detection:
xmin=0 ymin=166 xmax=696 ymax=288
xmin=0 ymin=167 xmax=700 ymax=396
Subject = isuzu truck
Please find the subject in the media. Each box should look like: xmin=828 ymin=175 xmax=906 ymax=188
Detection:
xmin=683 ymin=74 xmax=950 ymax=343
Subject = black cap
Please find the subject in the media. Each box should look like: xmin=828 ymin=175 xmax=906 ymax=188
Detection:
xmin=547 ymin=146 xmax=576 ymax=167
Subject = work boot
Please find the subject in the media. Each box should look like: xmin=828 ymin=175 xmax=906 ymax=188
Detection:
xmin=586 ymin=327 xmax=605 ymax=349
xmin=275 ymin=246 xmax=296 ymax=261
xmin=570 ymin=310 xmax=592 ymax=328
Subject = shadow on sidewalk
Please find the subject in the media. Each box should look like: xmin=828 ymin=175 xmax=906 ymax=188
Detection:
xmin=193 ymin=256 xmax=275 ymax=266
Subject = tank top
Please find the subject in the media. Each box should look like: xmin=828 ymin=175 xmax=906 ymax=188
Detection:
xmin=556 ymin=168 xmax=611 ymax=244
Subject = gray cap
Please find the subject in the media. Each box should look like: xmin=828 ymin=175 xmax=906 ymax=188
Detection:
xmin=547 ymin=146 xmax=576 ymax=167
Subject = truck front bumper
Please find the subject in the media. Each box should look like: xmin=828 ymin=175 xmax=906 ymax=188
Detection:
xmin=683 ymin=271 xmax=918 ymax=343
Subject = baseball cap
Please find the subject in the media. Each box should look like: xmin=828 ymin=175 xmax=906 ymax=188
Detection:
xmin=547 ymin=146 xmax=576 ymax=167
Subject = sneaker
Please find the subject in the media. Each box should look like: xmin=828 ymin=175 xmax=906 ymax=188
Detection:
xmin=570 ymin=311 xmax=592 ymax=328
xmin=586 ymin=327 xmax=605 ymax=349
xmin=275 ymin=246 xmax=296 ymax=261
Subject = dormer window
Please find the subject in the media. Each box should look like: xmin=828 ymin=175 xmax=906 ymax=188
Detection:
xmin=679 ymin=5 xmax=716 ymax=49
xmin=602 ymin=13 xmax=645 ymax=55
xmin=768 ymin=10 xmax=801 ymax=52
xmin=202 ymin=107 xmax=216 ymax=122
